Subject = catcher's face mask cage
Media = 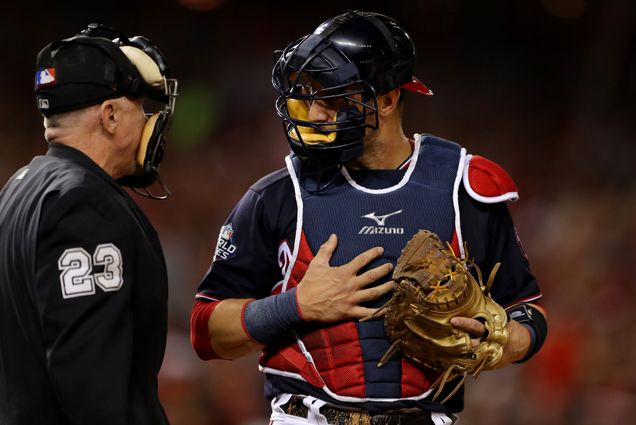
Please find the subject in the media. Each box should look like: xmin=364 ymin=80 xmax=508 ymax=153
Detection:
xmin=273 ymin=34 xmax=378 ymax=166
xmin=272 ymin=10 xmax=433 ymax=168
xmin=35 ymin=23 xmax=178 ymax=199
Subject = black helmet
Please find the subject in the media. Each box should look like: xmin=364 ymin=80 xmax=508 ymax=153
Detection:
xmin=272 ymin=10 xmax=432 ymax=166
xmin=35 ymin=24 xmax=178 ymax=197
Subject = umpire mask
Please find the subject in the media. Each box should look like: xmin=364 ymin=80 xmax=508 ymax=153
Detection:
xmin=35 ymin=23 xmax=178 ymax=200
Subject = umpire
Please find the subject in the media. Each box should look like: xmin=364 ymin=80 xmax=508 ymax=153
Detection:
xmin=0 ymin=24 xmax=177 ymax=424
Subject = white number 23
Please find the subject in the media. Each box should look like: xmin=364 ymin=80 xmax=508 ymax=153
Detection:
xmin=57 ymin=243 xmax=123 ymax=299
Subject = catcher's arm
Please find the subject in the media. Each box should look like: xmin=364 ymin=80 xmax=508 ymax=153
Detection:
xmin=451 ymin=302 xmax=547 ymax=368
xmin=202 ymin=234 xmax=394 ymax=359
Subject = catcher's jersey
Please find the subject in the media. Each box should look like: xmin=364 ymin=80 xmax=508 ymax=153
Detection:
xmin=195 ymin=134 xmax=541 ymax=413
xmin=0 ymin=143 xmax=169 ymax=425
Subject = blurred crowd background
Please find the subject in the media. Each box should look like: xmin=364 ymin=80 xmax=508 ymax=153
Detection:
xmin=1 ymin=0 xmax=635 ymax=424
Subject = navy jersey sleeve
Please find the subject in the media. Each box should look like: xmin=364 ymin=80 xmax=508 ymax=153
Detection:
xmin=196 ymin=170 xmax=296 ymax=301
xmin=34 ymin=186 xmax=137 ymax=425
xmin=458 ymin=188 xmax=541 ymax=307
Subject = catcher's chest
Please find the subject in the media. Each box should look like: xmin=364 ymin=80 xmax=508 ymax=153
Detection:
xmin=301 ymin=186 xmax=456 ymax=267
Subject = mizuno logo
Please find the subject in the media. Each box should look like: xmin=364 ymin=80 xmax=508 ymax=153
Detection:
xmin=359 ymin=209 xmax=404 ymax=235
xmin=359 ymin=226 xmax=404 ymax=235
xmin=362 ymin=209 xmax=403 ymax=226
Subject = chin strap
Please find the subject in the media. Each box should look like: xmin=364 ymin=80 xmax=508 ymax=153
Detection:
xmin=130 ymin=172 xmax=171 ymax=200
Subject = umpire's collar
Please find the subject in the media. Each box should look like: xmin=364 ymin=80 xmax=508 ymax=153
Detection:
xmin=46 ymin=142 xmax=106 ymax=173
xmin=45 ymin=142 xmax=124 ymax=192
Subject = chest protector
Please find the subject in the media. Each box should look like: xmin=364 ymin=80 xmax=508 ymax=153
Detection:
xmin=259 ymin=135 xmax=467 ymax=403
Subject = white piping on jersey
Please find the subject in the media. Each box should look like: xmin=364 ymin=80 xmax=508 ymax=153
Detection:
xmin=272 ymin=280 xmax=283 ymax=293
xmin=260 ymin=366 xmax=308 ymax=382
xmin=339 ymin=134 xmax=423 ymax=194
xmin=509 ymin=293 xmax=543 ymax=306
xmin=319 ymin=378 xmax=434 ymax=403
xmin=283 ymin=155 xmax=305 ymax=292
xmin=463 ymin=154 xmax=519 ymax=204
xmin=195 ymin=293 xmax=219 ymax=302
xmin=259 ymin=364 xmax=435 ymax=403
xmin=294 ymin=330 xmax=320 ymax=368
xmin=453 ymin=148 xmax=468 ymax=259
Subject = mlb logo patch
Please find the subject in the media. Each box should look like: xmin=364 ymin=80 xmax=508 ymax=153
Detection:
xmin=35 ymin=68 xmax=56 ymax=87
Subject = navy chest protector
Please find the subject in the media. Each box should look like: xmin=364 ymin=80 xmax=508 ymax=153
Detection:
xmin=259 ymin=135 xmax=465 ymax=401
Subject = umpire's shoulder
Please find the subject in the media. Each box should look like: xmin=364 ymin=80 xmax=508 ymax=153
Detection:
xmin=37 ymin=162 xmax=125 ymax=231
xmin=462 ymin=154 xmax=519 ymax=203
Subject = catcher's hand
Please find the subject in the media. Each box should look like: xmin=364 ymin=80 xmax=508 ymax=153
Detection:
xmin=378 ymin=229 xmax=509 ymax=403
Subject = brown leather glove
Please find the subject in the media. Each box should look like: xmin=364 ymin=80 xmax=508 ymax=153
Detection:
xmin=379 ymin=230 xmax=509 ymax=403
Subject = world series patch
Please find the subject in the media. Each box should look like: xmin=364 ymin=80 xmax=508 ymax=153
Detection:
xmin=213 ymin=223 xmax=238 ymax=262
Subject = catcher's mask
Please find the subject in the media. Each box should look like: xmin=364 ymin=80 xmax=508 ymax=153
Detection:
xmin=272 ymin=10 xmax=432 ymax=167
xmin=35 ymin=23 xmax=178 ymax=200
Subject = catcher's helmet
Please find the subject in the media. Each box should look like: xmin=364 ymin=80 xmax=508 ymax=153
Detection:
xmin=273 ymin=10 xmax=432 ymax=166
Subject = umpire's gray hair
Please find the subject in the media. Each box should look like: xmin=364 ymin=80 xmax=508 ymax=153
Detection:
xmin=43 ymin=104 xmax=96 ymax=129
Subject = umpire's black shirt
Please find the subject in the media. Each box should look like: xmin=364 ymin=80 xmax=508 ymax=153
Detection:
xmin=0 ymin=143 xmax=169 ymax=425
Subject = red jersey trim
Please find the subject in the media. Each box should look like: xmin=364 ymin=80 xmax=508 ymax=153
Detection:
xmin=504 ymin=292 xmax=543 ymax=308
xmin=240 ymin=300 xmax=257 ymax=343
xmin=190 ymin=299 xmax=222 ymax=360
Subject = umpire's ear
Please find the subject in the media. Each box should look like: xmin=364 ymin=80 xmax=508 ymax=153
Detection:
xmin=99 ymin=99 xmax=118 ymax=135
xmin=99 ymin=97 xmax=138 ymax=136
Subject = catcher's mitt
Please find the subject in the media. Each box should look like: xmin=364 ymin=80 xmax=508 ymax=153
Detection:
xmin=378 ymin=229 xmax=508 ymax=403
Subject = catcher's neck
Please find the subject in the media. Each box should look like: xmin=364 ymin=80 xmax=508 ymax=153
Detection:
xmin=347 ymin=122 xmax=411 ymax=171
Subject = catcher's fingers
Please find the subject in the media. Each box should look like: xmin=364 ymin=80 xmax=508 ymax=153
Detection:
xmin=342 ymin=246 xmax=385 ymax=273
xmin=350 ymin=305 xmax=384 ymax=321
xmin=355 ymin=262 xmax=394 ymax=287
xmin=312 ymin=234 xmax=338 ymax=266
xmin=363 ymin=305 xmax=388 ymax=321
xmin=356 ymin=280 xmax=395 ymax=303
xmin=450 ymin=317 xmax=486 ymax=346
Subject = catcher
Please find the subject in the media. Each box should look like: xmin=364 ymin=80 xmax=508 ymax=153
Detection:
xmin=191 ymin=10 xmax=548 ymax=425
